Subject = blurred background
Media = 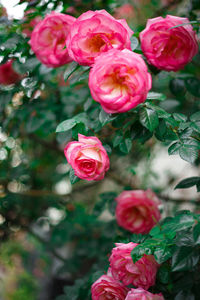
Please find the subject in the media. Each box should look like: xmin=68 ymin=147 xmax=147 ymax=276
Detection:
xmin=0 ymin=0 xmax=199 ymax=299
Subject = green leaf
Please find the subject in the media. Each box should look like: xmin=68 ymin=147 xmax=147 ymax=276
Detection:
xmin=175 ymin=177 xmax=200 ymax=189
xmin=147 ymin=92 xmax=166 ymax=101
xmin=130 ymin=36 xmax=139 ymax=51
xmin=179 ymin=143 xmax=199 ymax=164
xmin=56 ymin=118 xmax=77 ymax=133
xmin=72 ymin=123 xmax=87 ymax=140
xmin=190 ymin=111 xmax=200 ymax=122
xmin=113 ymin=132 xmax=123 ymax=147
xmin=193 ymin=223 xmax=200 ymax=244
xmin=69 ymin=168 xmax=80 ymax=185
xmin=119 ymin=138 xmax=132 ymax=153
xmin=185 ymin=77 xmax=200 ymax=97
xmin=154 ymin=245 xmax=173 ymax=264
xmin=149 ymin=226 xmax=160 ymax=237
xmin=139 ymin=107 xmax=159 ymax=132
xmin=173 ymin=113 xmax=187 ymax=122
xmin=168 ymin=142 xmax=181 ymax=155
xmin=99 ymin=109 xmax=116 ymax=126
xmin=63 ymin=62 xmax=80 ymax=82
xmin=172 ymin=246 xmax=199 ymax=272
xmin=146 ymin=103 xmax=170 ymax=118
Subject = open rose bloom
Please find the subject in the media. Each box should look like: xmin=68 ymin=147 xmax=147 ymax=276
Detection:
xmin=89 ymin=49 xmax=152 ymax=113
xmin=125 ymin=288 xmax=164 ymax=300
xmin=91 ymin=274 xmax=129 ymax=300
xmin=30 ymin=12 xmax=76 ymax=68
xmin=115 ymin=190 xmax=161 ymax=234
xmin=64 ymin=134 xmax=109 ymax=181
xmin=66 ymin=9 xmax=133 ymax=66
xmin=140 ymin=15 xmax=198 ymax=72
xmin=109 ymin=242 xmax=159 ymax=290
xmin=0 ymin=60 xmax=21 ymax=85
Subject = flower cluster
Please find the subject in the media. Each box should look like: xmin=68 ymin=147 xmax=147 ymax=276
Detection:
xmin=91 ymin=242 xmax=163 ymax=300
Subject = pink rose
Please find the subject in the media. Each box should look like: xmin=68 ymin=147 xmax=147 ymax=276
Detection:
xmin=115 ymin=190 xmax=161 ymax=234
xmin=125 ymin=288 xmax=164 ymax=300
xmin=89 ymin=49 xmax=152 ymax=113
xmin=0 ymin=60 xmax=21 ymax=85
xmin=64 ymin=134 xmax=110 ymax=181
xmin=91 ymin=274 xmax=129 ymax=300
xmin=66 ymin=9 xmax=133 ymax=66
xmin=29 ymin=12 xmax=76 ymax=68
xmin=22 ymin=9 xmax=42 ymax=38
xmin=140 ymin=15 xmax=198 ymax=72
xmin=109 ymin=242 xmax=159 ymax=290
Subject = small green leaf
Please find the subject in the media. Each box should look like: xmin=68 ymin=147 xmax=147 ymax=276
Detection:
xmin=119 ymin=138 xmax=132 ymax=153
xmin=56 ymin=119 xmax=77 ymax=133
xmin=190 ymin=111 xmax=200 ymax=122
xmin=130 ymin=36 xmax=139 ymax=51
xmin=173 ymin=113 xmax=187 ymax=122
xmin=139 ymin=107 xmax=159 ymax=132
xmin=99 ymin=109 xmax=116 ymax=126
xmin=179 ymin=143 xmax=199 ymax=164
xmin=69 ymin=168 xmax=80 ymax=184
xmin=63 ymin=62 xmax=79 ymax=81
xmin=175 ymin=177 xmax=200 ymax=189
xmin=168 ymin=142 xmax=181 ymax=155
xmin=193 ymin=223 xmax=200 ymax=244
xmin=172 ymin=246 xmax=199 ymax=272
xmin=147 ymin=92 xmax=166 ymax=101
xmin=113 ymin=132 xmax=123 ymax=147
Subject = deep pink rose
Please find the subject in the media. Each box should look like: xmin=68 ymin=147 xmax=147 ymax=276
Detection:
xmin=0 ymin=60 xmax=21 ymax=85
xmin=89 ymin=49 xmax=152 ymax=113
xmin=109 ymin=242 xmax=159 ymax=290
xmin=66 ymin=9 xmax=133 ymax=66
xmin=29 ymin=12 xmax=76 ymax=68
xmin=115 ymin=190 xmax=161 ymax=234
xmin=64 ymin=134 xmax=110 ymax=181
xmin=22 ymin=9 xmax=42 ymax=38
xmin=140 ymin=15 xmax=198 ymax=72
xmin=91 ymin=274 xmax=129 ymax=300
xmin=125 ymin=288 xmax=164 ymax=300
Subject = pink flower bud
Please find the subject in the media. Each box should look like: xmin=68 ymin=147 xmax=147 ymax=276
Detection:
xmin=140 ymin=15 xmax=198 ymax=72
xmin=29 ymin=12 xmax=76 ymax=68
xmin=66 ymin=9 xmax=133 ymax=66
xmin=89 ymin=49 xmax=152 ymax=113
xmin=116 ymin=190 xmax=161 ymax=234
xmin=0 ymin=60 xmax=21 ymax=85
xmin=64 ymin=134 xmax=110 ymax=181
xmin=109 ymin=242 xmax=159 ymax=290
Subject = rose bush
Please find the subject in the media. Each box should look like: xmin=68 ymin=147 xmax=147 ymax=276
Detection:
xmin=91 ymin=274 xmax=129 ymax=300
xmin=125 ymin=288 xmax=164 ymax=300
xmin=115 ymin=190 xmax=161 ymax=234
xmin=109 ymin=242 xmax=159 ymax=290
xmin=64 ymin=134 xmax=110 ymax=181
xmin=29 ymin=12 xmax=76 ymax=67
xmin=89 ymin=49 xmax=152 ymax=113
xmin=140 ymin=15 xmax=198 ymax=71
xmin=66 ymin=9 xmax=133 ymax=66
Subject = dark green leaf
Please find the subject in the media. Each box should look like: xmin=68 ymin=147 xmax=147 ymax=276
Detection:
xmin=172 ymin=246 xmax=199 ymax=271
xmin=168 ymin=142 xmax=181 ymax=155
xmin=185 ymin=77 xmax=200 ymax=97
xmin=56 ymin=118 xmax=77 ymax=133
xmin=119 ymin=138 xmax=132 ymax=153
xmin=193 ymin=223 xmax=200 ymax=244
xmin=175 ymin=177 xmax=200 ymax=189
xmin=139 ymin=107 xmax=159 ymax=132
xmin=63 ymin=62 xmax=79 ymax=81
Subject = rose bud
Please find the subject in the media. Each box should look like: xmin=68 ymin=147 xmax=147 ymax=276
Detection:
xmin=140 ymin=15 xmax=198 ymax=72
xmin=66 ymin=9 xmax=133 ymax=66
xmin=109 ymin=242 xmax=159 ymax=290
xmin=115 ymin=189 xmax=161 ymax=234
xmin=64 ymin=134 xmax=110 ymax=181
xmin=0 ymin=60 xmax=21 ymax=85
xmin=29 ymin=12 xmax=76 ymax=68
xmin=89 ymin=49 xmax=152 ymax=114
